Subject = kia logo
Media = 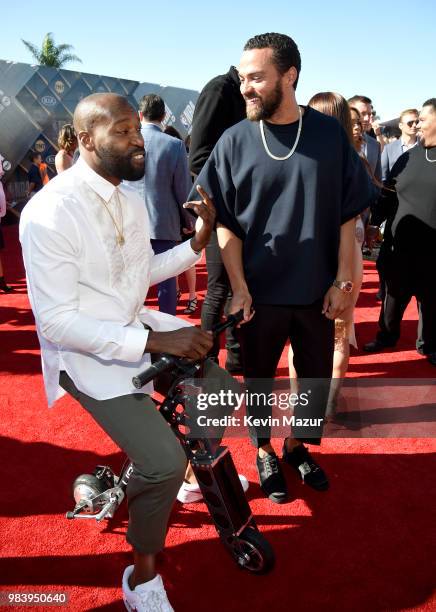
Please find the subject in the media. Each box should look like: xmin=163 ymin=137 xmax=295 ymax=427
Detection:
xmin=41 ymin=95 xmax=57 ymax=107
xmin=46 ymin=155 xmax=56 ymax=165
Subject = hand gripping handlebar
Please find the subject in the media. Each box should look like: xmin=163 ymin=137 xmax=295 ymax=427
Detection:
xmin=132 ymin=310 xmax=245 ymax=389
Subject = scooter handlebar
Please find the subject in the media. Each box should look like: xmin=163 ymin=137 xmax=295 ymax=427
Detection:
xmin=132 ymin=354 xmax=178 ymax=389
xmin=132 ymin=310 xmax=245 ymax=390
xmin=211 ymin=309 xmax=244 ymax=336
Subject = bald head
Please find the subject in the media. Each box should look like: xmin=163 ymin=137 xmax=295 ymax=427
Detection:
xmin=73 ymin=93 xmax=135 ymax=133
xmin=71 ymin=92 xmax=145 ymax=185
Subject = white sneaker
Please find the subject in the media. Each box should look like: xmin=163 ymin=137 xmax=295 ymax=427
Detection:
xmin=177 ymin=474 xmax=249 ymax=503
xmin=122 ymin=566 xmax=174 ymax=612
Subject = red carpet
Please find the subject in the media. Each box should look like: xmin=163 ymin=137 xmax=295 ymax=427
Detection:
xmin=0 ymin=223 xmax=435 ymax=611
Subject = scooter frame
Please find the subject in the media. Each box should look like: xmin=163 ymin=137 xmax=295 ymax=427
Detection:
xmin=66 ymin=314 xmax=274 ymax=573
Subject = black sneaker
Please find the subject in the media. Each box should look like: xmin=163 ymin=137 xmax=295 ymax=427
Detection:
xmin=256 ymin=453 xmax=288 ymax=504
xmin=282 ymin=444 xmax=329 ymax=491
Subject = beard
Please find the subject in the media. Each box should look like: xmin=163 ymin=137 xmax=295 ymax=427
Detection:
xmin=95 ymin=145 xmax=145 ymax=181
xmin=245 ymin=80 xmax=283 ymax=122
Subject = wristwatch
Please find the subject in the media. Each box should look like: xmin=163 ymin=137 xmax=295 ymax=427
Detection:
xmin=332 ymin=280 xmax=354 ymax=293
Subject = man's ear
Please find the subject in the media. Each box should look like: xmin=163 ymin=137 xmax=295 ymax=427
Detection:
xmin=285 ymin=66 xmax=298 ymax=88
xmin=78 ymin=130 xmax=94 ymax=152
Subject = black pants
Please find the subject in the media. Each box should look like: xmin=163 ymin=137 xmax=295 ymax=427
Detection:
xmin=150 ymin=239 xmax=177 ymax=315
xmin=200 ymin=230 xmax=240 ymax=358
xmin=377 ymin=251 xmax=434 ymax=354
xmin=377 ymin=290 xmax=435 ymax=354
xmin=239 ymin=302 xmax=335 ymax=447
xmin=376 ymin=242 xmax=387 ymax=301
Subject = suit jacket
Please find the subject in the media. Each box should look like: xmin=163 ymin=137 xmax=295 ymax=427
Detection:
xmin=189 ymin=66 xmax=246 ymax=176
xmin=364 ymin=133 xmax=382 ymax=181
xmin=136 ymin=123 xmax=193 ymax=241
xmin=381 ymin=139 xmax=419 ymax=182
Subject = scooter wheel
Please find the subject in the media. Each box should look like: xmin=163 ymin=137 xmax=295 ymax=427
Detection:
xmin=232 ymin=527 xmax=275 ymax=574
xmin=72 ymin=474 xmax=106 ymax=506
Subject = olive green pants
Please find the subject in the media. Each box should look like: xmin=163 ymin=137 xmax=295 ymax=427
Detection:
xmin=60 ymin=371 xmax=187 ymax=554
xmin=59 ymin=361 xmax=238 ymax=554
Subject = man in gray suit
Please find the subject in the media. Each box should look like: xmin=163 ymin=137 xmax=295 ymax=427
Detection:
xmin=136 ymin=94 xmax=193 ymax=315
xmin=348 ymin=95 xmax=382 ymax=181
xmin=381 ymin=108 xmax=420 ymax=182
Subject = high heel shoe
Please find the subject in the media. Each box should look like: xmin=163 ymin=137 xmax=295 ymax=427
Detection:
xmin=183 ymin=297 xmax=197 ymax=314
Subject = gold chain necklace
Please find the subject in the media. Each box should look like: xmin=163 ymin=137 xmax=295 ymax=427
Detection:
xmin=99 ymin=188 xmax=125 ymax=246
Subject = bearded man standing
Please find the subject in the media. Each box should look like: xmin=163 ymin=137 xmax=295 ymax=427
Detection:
xmin=193 ymin=33 xmax=375 ymax=503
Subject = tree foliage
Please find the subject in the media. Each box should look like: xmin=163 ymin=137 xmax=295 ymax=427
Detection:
xmin=21 ymin=32 xmax=82 ymax=68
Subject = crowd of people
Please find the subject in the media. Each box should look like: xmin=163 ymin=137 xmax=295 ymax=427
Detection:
xmin=2 ymin=31 xmax=436 ymax=612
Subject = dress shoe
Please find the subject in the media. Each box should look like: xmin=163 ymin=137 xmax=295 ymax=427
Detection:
xmin=282 ymin=444 xmax=329 ymax=491
xmin=256 ymin=453 xmax=288 ymax=504
xmin=363 ymin=338 xmax=395 ymax=353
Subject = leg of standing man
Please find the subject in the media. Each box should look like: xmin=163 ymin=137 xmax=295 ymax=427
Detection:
xmin=201 ymin=230 xmax=242 ymax=371
xmin=150 ymin=239 xmax=178 ymax=316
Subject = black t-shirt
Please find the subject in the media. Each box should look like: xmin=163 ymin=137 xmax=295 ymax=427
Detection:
xmin=389 ymin=145 xmax=436 ymax=258
xmin=27 ymin=163 xmax=43 ymax=193
xmin=193 ymin=107 xmax=376 ymax=305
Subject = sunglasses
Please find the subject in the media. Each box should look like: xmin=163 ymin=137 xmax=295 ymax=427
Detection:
xmin=406 ymin=119 xmax=419 ymax=127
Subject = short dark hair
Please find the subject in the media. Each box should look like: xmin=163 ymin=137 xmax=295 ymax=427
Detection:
xmin=423 ymin=98 xmax=436 ymax=112
xmin=243 ymin=32 xmax=301 ymax=89
xmin=347 ymin=95 xmax=372 ymax=106
xmin=139 ymin=94 xmax=165 ymax=121
xmin=29 ymin=151 xmax=41 ymax=162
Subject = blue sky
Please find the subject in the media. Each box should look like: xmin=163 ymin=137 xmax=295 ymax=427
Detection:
xmin=1 ymin=0 xmax=435 ymax=119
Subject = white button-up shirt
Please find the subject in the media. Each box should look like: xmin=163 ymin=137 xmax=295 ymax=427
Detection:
xmin=401 ymin=139 xmax=418 ymax=153
xmin=19 ymin=157 xmax=200 ymax=406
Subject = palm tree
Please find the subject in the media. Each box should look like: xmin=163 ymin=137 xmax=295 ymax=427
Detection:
xmin=21 ymin=32 xmax=82 ymax=68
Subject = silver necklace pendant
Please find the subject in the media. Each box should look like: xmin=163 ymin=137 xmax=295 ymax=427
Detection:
xmin=425 ymin=149 xmax=436 ymax=163
xmin=259 ymin=106 xmax=303 ymax=161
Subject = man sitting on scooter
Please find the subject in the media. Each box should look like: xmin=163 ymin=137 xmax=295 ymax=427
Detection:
xmin=19 ymin=92 xmax=226 ymax=612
